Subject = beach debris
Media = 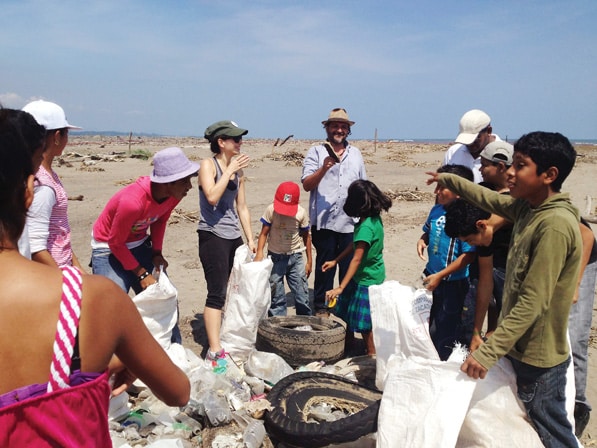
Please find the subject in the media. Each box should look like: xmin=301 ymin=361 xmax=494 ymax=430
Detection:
xmin=279 ymin=134 xmax=293 ymax=146
xmin=267 ymin=150 xmax=304 ymax=166
xmin=170 ymin=209 xmax=199 ymax=224
xmin=384 ymin=188 xmax=435 ymax=202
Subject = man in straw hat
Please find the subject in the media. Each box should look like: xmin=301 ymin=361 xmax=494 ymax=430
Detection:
xmin=302 ymin=108 xmax=367 ymax=317
xmin=443 ymin=109 xmax=502 ymax=183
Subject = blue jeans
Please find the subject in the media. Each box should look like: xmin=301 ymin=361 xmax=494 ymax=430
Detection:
xmin=510 ymin=357 xmax=578 ymax=447
xmin=568 ymin=259 xmax=597 ymax=408
xmin=311 ymin=227 xmax=353 ymax=312
xmin=268 ymin=252 xmax=312 ymax=316
xmin=428 ymin=277 xmax=469 ymax=360
xmin=492 ymin=266 xmax=506 ymax=311
xmin=91 ymin=239 xmax=154 ymax=295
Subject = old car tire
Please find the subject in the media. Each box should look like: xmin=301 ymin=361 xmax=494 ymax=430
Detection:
xmin=265 ymin=371 xmax=382 ymax=447
xmin=256 ymin=316 xmax=345 ymax=367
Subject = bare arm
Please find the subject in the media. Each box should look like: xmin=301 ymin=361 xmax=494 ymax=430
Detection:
xmin=254 ymin=225 xmax=270 ymax=262
xmin=424 ymin=252 xmax=476 ymax=291
xmin=325 ymin=241 xmax=367 ymax=300
xmin=470 ymin=255 xmax=494 ymax=352
xmin=302 ymin=229 xmax=313 ymax=278
xmin=574 ymin=223 xmax=595 ymax=303
xmin=80 ymin=275 xmax=190 ymax=406
xmin=236 ymin=175 xmax=255 ymax=251
xmin=32 ymin=249 xmax=59 ymax=268
xmin=417 ymin=232 xmax=429 ymax=261
xmin=199 ymin=155 xmax=249 ymax=205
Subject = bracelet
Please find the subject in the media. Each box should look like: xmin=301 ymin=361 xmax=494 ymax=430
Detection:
xmin=138 ymin=271 xmax=150 ymax=282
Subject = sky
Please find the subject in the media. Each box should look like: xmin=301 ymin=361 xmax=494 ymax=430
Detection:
xmin=1 ymin=0 xmax=596 ymax=141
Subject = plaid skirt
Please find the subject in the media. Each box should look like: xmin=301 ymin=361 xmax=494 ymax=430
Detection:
xmin=332 ymin=280 xmax=372 ymax=332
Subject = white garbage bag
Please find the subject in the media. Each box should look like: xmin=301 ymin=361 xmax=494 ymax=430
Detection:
xmin=377 ymin=347 xmax=476 ymax=448
xmin=220 ymin=245 xmax=273 ymax=360
xmin=369 ymin=280 xmax=438 ymax=390
xmin=457 ymin=357 xmax=543 ymax=447
xmin=132 ymin=269 xmax=178 ymax=350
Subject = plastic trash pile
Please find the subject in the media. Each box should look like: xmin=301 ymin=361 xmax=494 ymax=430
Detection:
xmin=108 ymin=345 xmax=367 ymax=447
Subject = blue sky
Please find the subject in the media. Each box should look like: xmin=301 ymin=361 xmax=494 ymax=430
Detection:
xmin=1 ymin=0 xmax=596 ymax=140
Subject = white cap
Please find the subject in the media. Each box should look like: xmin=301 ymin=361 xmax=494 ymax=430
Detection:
xmin=455 ymin=109 xmax=490 ymax=145
xmin=22 ymin=100 xmax=82 ymax=131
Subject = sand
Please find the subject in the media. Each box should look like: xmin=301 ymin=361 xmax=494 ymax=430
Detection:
xmin=62 ymin=135 xmax=597 ymax=444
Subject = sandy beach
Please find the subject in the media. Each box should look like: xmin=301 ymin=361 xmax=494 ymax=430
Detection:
xmin=62 ymin=135 xmax=597 ymax=445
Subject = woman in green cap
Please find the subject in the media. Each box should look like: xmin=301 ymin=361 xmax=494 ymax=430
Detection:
xmin=198 ymin=120 xmax=255 ymax=367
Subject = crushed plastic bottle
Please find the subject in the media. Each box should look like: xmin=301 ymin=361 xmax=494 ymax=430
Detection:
xmin=201 ymin=389 xmax=232 ymax=426
xmin=174 ymin=411 xmax=203 ymax=436
xmin=242 ymin=418 xmax=266 ymax=448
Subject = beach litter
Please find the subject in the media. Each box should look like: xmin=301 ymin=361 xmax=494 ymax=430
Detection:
xmin=107 ymin=348 xmax=371 ymax=447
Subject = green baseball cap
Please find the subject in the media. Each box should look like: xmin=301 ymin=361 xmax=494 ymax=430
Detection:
xmin=204 ymin=120 xmax=248 ymax=142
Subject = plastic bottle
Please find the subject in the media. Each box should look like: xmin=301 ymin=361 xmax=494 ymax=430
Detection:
xmin=242 ymin=418 xmax=266 ymax=448
xmin=202 ymin=389 xmax=231 ymax=426
xmin=174 ymin=412 xmax=203 ymax=435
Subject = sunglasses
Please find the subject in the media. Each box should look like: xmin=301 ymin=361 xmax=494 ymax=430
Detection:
xmin=221 ymin=135 xmax=243 ymax=143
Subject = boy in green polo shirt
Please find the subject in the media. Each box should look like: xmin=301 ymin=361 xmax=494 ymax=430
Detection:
xmin=427 ymin=131 xmax=581 ymax=447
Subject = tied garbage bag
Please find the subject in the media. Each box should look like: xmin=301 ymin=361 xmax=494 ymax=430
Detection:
xmin=377 ymin=347 xmax=477 ymax=448
xmin=369 ymin=280 xmax=437 ymax=390
xmin=132 ymin=269 xmax=178 ymax=350
xmin=220 ymin=245 xmax=273 ymax=360
xmin=457 ymin=357 xmax=542 ymax=447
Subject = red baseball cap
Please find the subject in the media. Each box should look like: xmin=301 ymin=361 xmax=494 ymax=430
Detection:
xmin=274 ymin=181 xmax=300 ymax=216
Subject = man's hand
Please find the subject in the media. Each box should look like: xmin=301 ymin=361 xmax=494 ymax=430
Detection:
xmin=425 ymin=171 xmax=440 ymax=185
xmin=461 ymin=355 xmax=488 ymax=379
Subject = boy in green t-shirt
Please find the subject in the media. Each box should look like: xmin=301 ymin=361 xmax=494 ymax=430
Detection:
xmin=427 ymin=131 xmax=581 ymax=447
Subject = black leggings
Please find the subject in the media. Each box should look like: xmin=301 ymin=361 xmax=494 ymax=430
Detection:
xmin=198 ymin=230 xmax=243 ymax=310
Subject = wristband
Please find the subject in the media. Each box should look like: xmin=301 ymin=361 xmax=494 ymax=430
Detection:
xmin=138 ymin=271 xmax=150 ymax=282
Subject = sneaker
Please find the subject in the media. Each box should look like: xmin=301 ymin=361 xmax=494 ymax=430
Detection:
xmin=205 ymin=349 xmax=228 ymax=374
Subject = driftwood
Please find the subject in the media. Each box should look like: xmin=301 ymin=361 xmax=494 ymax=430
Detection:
xmin=384 ymin=188 xmax=435 ymax=202
xmin=279 ymin=134 xmax=293 ymax=146
xmin=170 ymin=208 xmax=199 ymax=223
xmin=268 ymin=150 xmax=304 ymax=167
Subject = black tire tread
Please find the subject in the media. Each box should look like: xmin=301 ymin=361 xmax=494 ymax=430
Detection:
xmin=265 ymin=371 xmax=382 ymax=447
xmin=256 ymin=316 xmax=345 ymax=367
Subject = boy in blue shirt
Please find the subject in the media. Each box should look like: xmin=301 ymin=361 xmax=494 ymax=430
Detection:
xmin=417 ymin=164 xmax=476 ymax=360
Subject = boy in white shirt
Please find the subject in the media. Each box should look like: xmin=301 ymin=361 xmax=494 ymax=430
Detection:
xmin=255 ymin=182 xmax=313 ymax=316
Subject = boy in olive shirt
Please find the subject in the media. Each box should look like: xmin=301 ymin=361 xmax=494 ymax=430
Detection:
xmin=428 ymin=131 xmax=581 ymax=447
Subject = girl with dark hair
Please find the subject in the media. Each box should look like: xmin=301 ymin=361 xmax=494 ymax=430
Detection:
xmin=323 ymin=179 xmax=392 ymax=355
xmin=0 ymin=110 xmax=190 ymax=446
xmin=199 ymin=120 xmax=255 ymax=368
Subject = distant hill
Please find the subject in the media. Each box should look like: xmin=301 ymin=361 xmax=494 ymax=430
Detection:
xmin=72 ymin=131 xmax=180 ymax=138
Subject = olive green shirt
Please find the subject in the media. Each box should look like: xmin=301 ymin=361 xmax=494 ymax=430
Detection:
xmin=440 ymin=173 xmax=581 ymax=370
